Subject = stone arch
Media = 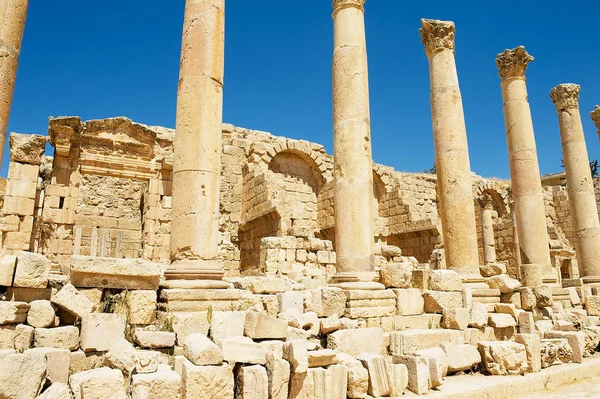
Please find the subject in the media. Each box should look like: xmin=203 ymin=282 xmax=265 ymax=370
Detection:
xmin=262 ymin=141 xmax=329 ymax=185
xmin=475 ymin=181 xmax=510 ymax=217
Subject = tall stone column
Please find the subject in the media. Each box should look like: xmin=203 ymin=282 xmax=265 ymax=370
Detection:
xmin=332 ymin=0 xmax=378 ymax=287
xmin=0 ymin=0 xmax=28 ymax=168
xmin=480 ymin=195 xmax=497 ymax=265
xmin=591 ymin=106 xmax=600 ymax=142
xmin=551 ymin=84 xmax=600 ymax=283
xmin=164 ymin=0 xmax=227 ymax=288
xmin=420 ymin=19 xmax=480 ymax=279
xmin=495 ymin=46 xmax=552 ymax=287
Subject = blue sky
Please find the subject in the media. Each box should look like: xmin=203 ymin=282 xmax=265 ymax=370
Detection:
xmin=5 ymin=0 xmax=599 ymax=179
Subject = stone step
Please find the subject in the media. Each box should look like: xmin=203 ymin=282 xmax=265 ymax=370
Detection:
xmin=389 ymin=328 xmax=463 ymax=356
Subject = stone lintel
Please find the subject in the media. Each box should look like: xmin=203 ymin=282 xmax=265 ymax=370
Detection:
xmin=420 ymin=19 xmax=455 ymax=58
xmin=495 ymin=45 xmax=534 ymax=80
xmin=550 ymin=83 xmax=581 ymax=111
xmin=332 ymin=0 xmax=365 ymax=15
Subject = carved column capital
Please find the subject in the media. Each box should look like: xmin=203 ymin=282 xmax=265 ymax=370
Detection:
xmin=332 ymin=0 xmax=365 ymax=15
xmin=495 ymin=46 xmax=534 ymax=80
xmin=591 ymin=106 xmax=600 ymax=129
xmin=550 ymin=84 xmax=581 ymax=111
xmin=419 ymin=19 xmax=455 ymax=58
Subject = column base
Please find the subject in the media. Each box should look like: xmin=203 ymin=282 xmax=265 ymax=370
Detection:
xmin=162 ymin=259 xmax=225 ymax=288
xmin=330 ymin=271 xmax=384 ymax=290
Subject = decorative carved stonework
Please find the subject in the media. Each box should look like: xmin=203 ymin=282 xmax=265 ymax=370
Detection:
xmin=479 ymin=194 xmax=493 ymax=210
xmin=495 ymin=46 xmax=534 ymax=80
xmin=550 ymin=84 xmax=581 ymax=111
xmin=591 ymin=105 xmax=600 ymax=129
xmin=332 ymin=0 xmax=365 ymax=14
xmin=420 ymin=19 xmax=455 ymax=58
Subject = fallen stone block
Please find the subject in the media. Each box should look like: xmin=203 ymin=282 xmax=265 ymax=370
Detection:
xmin=533 ymin=286 xmax=553 ymax=307
xmin=388 ymin=363 xmax=408 ymax=397
xmin=0 ymin=301 xmax=29 ymax=325
xmin=486 ymin=275 xmax=521 ymax=294
xmin=414 ymin=347 xmax=447 ymax=388
xmin=263 ymin=343 xmax=290 ymax=399
xmin=380 ymin=262 xmax=412 ymax=288
xmin=0 ymin=254 xmax=16 ymax=286
xmin=70 ymin=255 xmax=161 ymax=290
xmin=393 ymin=288 xmax=424 ymax=315
xmin=480 ymin=263 xmax=506 ymax=277
xmin=235 ymin=365 xmax=268 ymax=399
xmin=442 ymin=308 xmax=470 ymax=330
xmin=320 ymin=315 xmax=342 ymax=335
xmin=134 ymin=329 xmax=176 ymax=349
xmin=277 ymin=291 xmax=303 ymax=315
xmin=80 ymin=313 xmax=125 ymax=352
xmin=221 ymin=336 xmax=266 ymax=365
xmin=327 ymin=327 xmax=384 ymax=357
xmin=0 ymin=324 xmax=33 ymax=351
xmin=501 ymin=291 xmax=522 ymax=308
xmin=357 ymin=353 xmax=390 ymax=397
xmin=38 ymin=383 xmax=71 ymax=399
xmin=518 ymin=311 xmax=535 ymax=334
xmin=478 ymin=341 xmax=528 ymax=376
xmin=308 ymin=349 xmax=337 ymax=368
xmin=184 ymin=333 xmax=223 ymax=366
xmin=283 ymin=340 xmax=308 ymax=373
xmin=441 ymin=342 xmax=480 ymax=373
xmin=544 ymin=330 xmax=586 ymax=363
xmin=166 ymin=311 xmax=209 ymax=344
xmin=336 ymin=353 xmax=368 ymax=399
xmin=27 ymin=300 xmax=56 ymax=328
xmin=488 ymin=313 xmax=517 ymax=328
xmin=182 ymin=361 xmax=234 ymax=399
xmin=540 ymin=338 xmax=573 ymax=368
xmin=469 ymin=302 xmax=488 ymax=328
xmin=515 ymin=333 xmax=541 ymax=373
xmin=301 ymin=311 xmax=320 ymax=337
xmin=211 ymin=311 xmax=247 ymax=341
xmin=423 ymin=291 xmax=462 ymax=313
xmin=585 ymin=295 xmax=600 ymax=316
xmin=464 ymin=327 xmax=495 ymax=346
xmin=393 ymin=355 xmax=429 ymax=395
xmin=13 ymin=251 xmax=51 ymax=289
xmin=131 ymin=364 xmax=182 ymax=399
xmin=389 ymin=328 xmax=463 ymax=356
xmin=127 ymin=290 xmax=157 ymax=325
xmin=429 ymin=270 xmax=462 ymax=292
xmin=245 ymin=312 xmax=287 ymax=339
xmin=35 ymin=326 xmax=79 ymax=350
xmin=0 ymin=351 xmax=46 ymax=399
xmin=51 ymin=283 xmax=94 ymax=319
xmin=70 ymin=367 xmax=127 ymax=399
xmin=304 ymin=287 xmax=347 ymax=317
xmin=26 ymin=347 xmax=70 ymax=384
xmin=519 ymin=287 xmax=536 ymax=310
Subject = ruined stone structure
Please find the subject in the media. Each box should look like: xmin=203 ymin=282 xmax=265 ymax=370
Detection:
xmin=1 ymin=2 xmax=600 ymax=399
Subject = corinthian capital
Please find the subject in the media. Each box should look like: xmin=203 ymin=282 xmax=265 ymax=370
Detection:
xmin=495 ymin=46 xmax=534 ymax=80
xmin=591 ymin=106 xmax=600 ymax=130
xmin=550 ymin=84 xmax=581 ymax=111
xmin=419 ymin=19 xmax=455 ymax=57
xmin=332 ymin=0 xmax=365 ymax=15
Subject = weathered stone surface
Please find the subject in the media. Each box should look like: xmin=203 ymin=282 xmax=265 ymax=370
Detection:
xmin=134 ymin=329 xmax=176 ymax=349
xmin=357 ymin=353 xmax=390 ymax=397
xmin=533 ymin=286 xmax=553 ymax=307
xmin=9 ymin=134 xmax=46 ymax=164
xmin=320 ymin=315 xmax=343 ymax=335
xmin=464 ymin=327 xmax=495 ymax=346
xmin=0 ymin=254 xmax=17 ymax=286
xmin=80 ymin=313 xmax=125 ymax=352
xmin=488 ymin=313 xmax=517 ymax=328
xmin=27 ymin=300 xmax=55 ymax=328
xmin=283 ymin=340 xmax=308 ymax=374
xmin=184 ymin=333 xmax=223 ymax=366
xmin=70 ymin=255 xmax=161 ymax=290
xmin=380 ymin=262 xmax=412 ymax=288
xmin=0 ymin=352 xmax=46 ymax=399
xmin=0 ymin=301 xmax=29 ymax=324
xmin=414 ymin=347 xmax=447 ymax=388
xmin=393 ymin=288 xmax=424 ymax=315
xmin=469 ymin=302 xmax=488 ymax=328
xmin=336 ymin=352 xmax=368 ymax=399
xmin=244 ymin=312 xmax=287 ymax=339
xmin=519 ymin=287 xmax=537 ymax=310
xmin=13 ymin=251 xmax=51 ymax=288
xmin=221 ymin=336 xmax=266 ymax=365
xmin=304 ymin=287 xmax=346 ymax=317
xmin=388 ymin=363 xmax=409 ymax=397
xmin=182 ymin=361 xmax=234 ymax=399
xmin=518 ymin=311 xmax=535 ymax=334
xmin=277 ymin=291 xmax=303 ymax=314
xmin=585 ymin=295 xmax=600 ymax=316
xmin=486 ymin=275 xmax=521 ymax=293
xmin=235 ymin=365 xmax=268 ymax=399
xmin=442 ymin=308 xmax=470 ymax=330
xmin=478 ymin=341 xmax=528 ymax=376
xmin=35 ymin=326 xmax=79 ymax=350
xmin=261 ymin=341 xmax=289 ymax=399
xmin=423 ymin=291 xmax=462 ymax=313
xmin=441 ymin=343 xmax=481 ymax=373
xmin=308 ymin=349 xmax=337 ymax=368
xmin=70 ymin=367 xmax=127 ymax=399
xmin=38 ymin=383 xmax=71 ymax=399
xmin=480 ymin=263 xmax=506 ymax=277
xmin=515 ymin=333 xmax=541 ymax=373
xmin=51 ymin=283 xmax=94 ymax=319
xmin=131 ymin=365 xmax=182 ymax=399
xmin=211 ymin=311 xmax=247 ymax=341
xmin=429 ymin=270 xmax=462 ymax=291
xmin=127 ymin=290 xmax=157 ymax=325
xmin=26 ymin=347 xmax=70 ymax=384
xmin=540 ymin=338 xmax=573 ymax=368
xmin=393 ymin=355 xmax=429 ymax=395
xmin=545 ymin=330 xmax=586 ymax=363
xmin=327 ymin=327 xmax=383 ymax=357
xmin=389 ymin=329 xmax=463 ymax=356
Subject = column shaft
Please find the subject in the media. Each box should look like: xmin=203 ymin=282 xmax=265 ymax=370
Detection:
xmin=551 ymin=84 xmax=600 ymax=282
xmin=0 ymin=0 xmax=28 ymax=168
xmin=481 ymin=206 xmax=497 ymax=264
xmin=420 ymin=19 xmax=480 ymax=277
xmin=332 ymin=0 xmax=376 ymax=283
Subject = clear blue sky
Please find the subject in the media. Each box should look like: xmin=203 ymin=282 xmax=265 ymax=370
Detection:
xmin=5 ymin=0 xmax=599 ymax=179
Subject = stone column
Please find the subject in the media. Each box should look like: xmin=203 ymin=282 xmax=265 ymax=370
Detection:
xmin=164 ymin=0 xmax=227 ymax=288
xmin=591 ymin=106 xmax=600 ymax=142
xmin=480 ymin=195 xmax=497 ymax=265
xmin=419 ymin=19 xmax=480 ymax=279
xmin=495 ymin=46 xmax=552 ymax=286
xmin=551 ymin=84 xmax=600 ymax=283
xmin=331 ymin=0 xmax=378 ymax=287
xmin=0 ymin=0 xmax=28 ymax=168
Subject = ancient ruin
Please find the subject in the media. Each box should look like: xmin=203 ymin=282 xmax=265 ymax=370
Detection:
xmin=1 ymin=1 xmax=600 ymax=398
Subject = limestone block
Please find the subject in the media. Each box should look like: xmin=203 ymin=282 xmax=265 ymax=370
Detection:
xmin=585 ymin=295 xmax=600 ymax=316
xmin=26 ymin=347 xmax=70 ymax=384
xmin=320 ymin=316 xmax=343 ymax=335
xmin=27 ymin=300 xmax=56 ymax=328
xmin=131 ymin=365 xmax=182 ymax=399
xmin=14 ymin=252 xmax=51 ymax=289
xmin=486 ymin=275 xmax=521 ymax=294
xmin=51 ymin=283 xmax=94 ymax=319
xmin=0 ymin=254 xmax=17 ymax=286
xmin=389 ymin=329 xmax=463 ymax=356
xmin=308 ymin=349 xmax=337 ymax=368
xmin=440 ymin=343 xmax=481 ymax=373
xmin=301 ymin=311 xmax=320 ymax=337
xmin=519 ymin=287 xmax=536 ymax=310
xmin=540 ymin=338 xmax=573 ymax=368
xmin=515 ymin=333 xmax=541 ymax=373
xmin=584 ymin=326 xmax=600 ymax=355
xmin=393 ymin=288 xmax=424 ymax=315
xmin=393 ymin=355 xmax=429 ymax=395
xmin=544 ymin=331 xmax=586 ymax=363
xmin=501 ymin=292 xmax=522 ymax=308
xmin=221 ymin=336 xmax=266 ymax=365
xmin=469 ymin=302 xmax=488 ymax=328
xmin=324 ymin=364 xmax=348 ymax=399
xmin=69 ymin=350 xmax=105 ymax=374
xmin=69 ymin=255 xmax=161 ymax=290
xmin=283 ymin=340 xmax=308 ymax=373
xmin=567 ymin=287 xmax=581 ymax=306
xmin=70 ymin=367 xmax=127 ymax=399
xmin=183 ymin=333 xmax=223 ymax=366
xmin=35 ymin=326 xmax=79 ymax=350
xmin=379 ymin=262 xmax=412 ymax=288
xmin=533 ymin=286 xmax=553 ymax=307
xmin=264 ymin=349 xmax=290 ymax=399
xmin=478 ymin=341 xmax=528 ymax=376
xmin=327 ymin=328 xmax=384 ymax=357
xmin=182 ymin=361 xmax=234 ymax=399
xmin=0 ymin=301 xmax=29 ymax=324
xmin=479 ymin=263 xmax=506 ymax=277
xmin=494 ymin=326 xmax=517 ymax=341
xmin=78 ymin=288 xmax=104 ymax=309
xmin=495 ymin=303 xmax=519 ymax=320
xmin=429 ymin=270 xmax=462 ymax=292
xmin=423 ymin=291 xmax=462 ymax=313
xmin=442 ymin=308 xmax=470 ymax=330
xmin=9 ymin=133 xmax=46 ymax=164
xmin=0 ymin=352 xmax=46 ymax=399
xmin=134 ymin=330 xmax=176 ymax=349
xmin=5 ymin=287 xmax=52 ymax=302
xmin=414 ymin=347 xmax=447 ymax=388
xmin=518 ymin=311 xmax=535 ymax=334
xmin=80 ymin=313 xmax=125 ymax=352
xmin=127 ymin=290 xmax=157 ymax=325
xmin=244 ymin=312 xmax=287 ymax=339
xmin=464 ymin=327 xmax=495 ymax=346
xmin=488 ymin=313 xmax=517 ymax=328
xmin=304 ymin=287 xmax=346 ymax=317
xmin=277 ymin=291 xmax=303 ymax=314
xmin=235 ymin=365 xmax=268 ymax=399
xmin=357 ymin=353 xmax=390 ymax=397
xmin=38 ymin=383 xmax=71 ymax=399
xmin=388 ymin=363 xmax=408 ymax=397
xmin=168 ymin=312 xmax=209 ymax=344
